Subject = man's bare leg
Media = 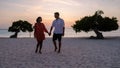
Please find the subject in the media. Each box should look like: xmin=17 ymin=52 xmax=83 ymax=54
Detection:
xmin=58 ymin=41 xmax=61 ymax=53
xmin=53 ymin=41 xmax=57 ymax=52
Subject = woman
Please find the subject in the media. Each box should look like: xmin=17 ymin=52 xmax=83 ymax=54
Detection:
xmin=34 ymin=17 xmax=49 ymax=54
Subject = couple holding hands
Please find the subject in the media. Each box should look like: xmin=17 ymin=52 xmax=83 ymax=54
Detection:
xmin=34 ymin=12 xmax=65 ymax=54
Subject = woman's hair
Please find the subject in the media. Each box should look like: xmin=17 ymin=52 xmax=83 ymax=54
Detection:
xmin=36 ymin=16 xmax=42 ymax=23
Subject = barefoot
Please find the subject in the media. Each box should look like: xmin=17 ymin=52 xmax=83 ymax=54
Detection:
xmin=35 ymin=50 xmax=37 ymax=53
xmin=57 ymin=50 xmax=61 ymax=53
xmin=54 ymin=48 xmax=57 ymax=52
xmin=39 ymin=51 xmax=42 ymax=54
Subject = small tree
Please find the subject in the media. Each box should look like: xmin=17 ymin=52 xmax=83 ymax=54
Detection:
xmin=72 ymin=10 xmax=119 ymax=39
xmin=8 ymin=20 xmax=33 ymax=38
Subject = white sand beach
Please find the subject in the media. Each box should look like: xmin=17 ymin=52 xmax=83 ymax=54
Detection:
xmin=0 ymin=37 xmax=120 ymax=68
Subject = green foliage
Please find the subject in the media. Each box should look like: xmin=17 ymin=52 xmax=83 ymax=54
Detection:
xmin=72 ymin=10 xmax=119 ymax=33
xmin=8 ymin=20 xmax=33 ymax=33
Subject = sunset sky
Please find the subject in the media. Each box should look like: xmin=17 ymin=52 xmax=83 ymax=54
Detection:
xmin=0 ymin=0 xmax=120 ymax=29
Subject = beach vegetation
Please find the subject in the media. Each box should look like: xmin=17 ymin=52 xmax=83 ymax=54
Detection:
xmin=8 ymin=20 xmax=33 ymax=38
xmin=72 ymin=10 xmax=119 ymax=39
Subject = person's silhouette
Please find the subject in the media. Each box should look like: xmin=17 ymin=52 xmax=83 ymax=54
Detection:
xmin=34 ymin=17 xmax=49 ymax=54
xmin=50 ymin=12 xmax=65 ymax=53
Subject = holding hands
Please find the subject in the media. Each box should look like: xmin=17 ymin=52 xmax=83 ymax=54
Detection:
xmin=48 ymin=32 xmax=51 ymax=36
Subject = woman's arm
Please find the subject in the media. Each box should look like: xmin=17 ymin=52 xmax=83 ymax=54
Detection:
xmin=43 ymin=23 xmax=49 ymax=33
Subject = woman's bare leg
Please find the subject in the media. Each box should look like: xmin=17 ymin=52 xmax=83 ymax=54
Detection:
xmin=35 ymin=42 xmax=40 ymax=53
xmin=39 ymin=40 xmax=43 ymax=54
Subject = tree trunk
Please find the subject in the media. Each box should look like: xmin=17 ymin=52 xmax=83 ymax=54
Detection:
xmin=29 ymin=32 xmax=31 ymax=38
xmin=10 ymin=32 xmax=18 ymax=38
xmin=90 ymin=29 xmax=104 ymax=39
xmin=94 ymin=29 xmax=104 ymax=39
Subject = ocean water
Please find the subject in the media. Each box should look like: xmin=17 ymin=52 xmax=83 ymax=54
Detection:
xmin=0 ymin=28 xmax=120 ymax=38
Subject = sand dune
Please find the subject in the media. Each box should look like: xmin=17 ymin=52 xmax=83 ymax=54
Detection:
xmin=0 ymin=37 xmax=120 ymax=68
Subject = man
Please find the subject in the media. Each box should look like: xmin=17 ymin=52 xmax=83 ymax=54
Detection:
xmin=49 ymin=12 xmax=65 ymax=53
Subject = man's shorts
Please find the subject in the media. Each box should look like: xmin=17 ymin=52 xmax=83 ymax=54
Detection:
xmin=53 ymin=33 xmax=62 ymax=42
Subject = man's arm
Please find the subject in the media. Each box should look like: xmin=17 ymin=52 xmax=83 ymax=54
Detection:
xmin=62 ymin=27 xmax=65 ymax=36
xmin=62 ymin=19 xmax=65 ymax=36
xmin=49 ymin=26 xmax=53 ymax=36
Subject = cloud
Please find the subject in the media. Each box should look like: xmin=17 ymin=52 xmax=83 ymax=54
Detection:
xmin=42 ymin=0 xmax=81 ymax=6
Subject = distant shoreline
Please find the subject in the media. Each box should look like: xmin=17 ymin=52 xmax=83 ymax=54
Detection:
xmin=0 ymin=28 xmax=120 ymax=38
